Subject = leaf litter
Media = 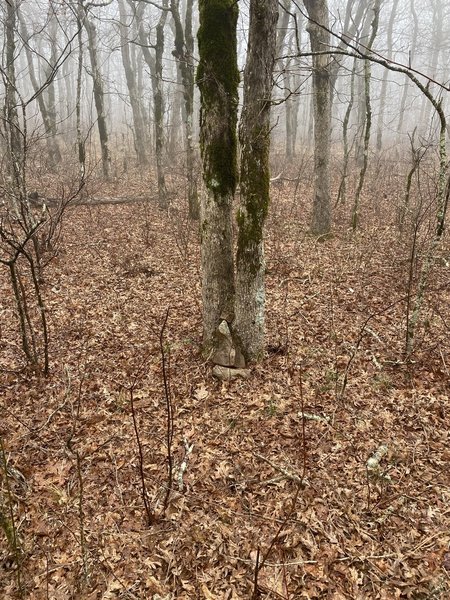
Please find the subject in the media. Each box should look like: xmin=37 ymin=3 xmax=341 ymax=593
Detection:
xmin=0 ymin=169 xmax=449 ymax=599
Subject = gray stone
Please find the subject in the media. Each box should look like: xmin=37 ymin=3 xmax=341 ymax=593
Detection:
xmin=211 ymin=320 xmax=246 ymax=368
xmin=212 ymin=365 xmax=251 ymax=381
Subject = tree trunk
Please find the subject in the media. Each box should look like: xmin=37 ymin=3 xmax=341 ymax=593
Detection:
xmin=276 ymin=1 xmax=293 ymax=159
xmin=44 ymin=3 xmax=58 ymax=141
xmin=118 ymin=0 xmax=148 ymax=165
xmin=171 ymin=0 xmax=199 ymax=219
xmin=3 ymin=0 xmax=22 ymax=198
xmin=397 ymin=0 xmax=418 ymax=138
xmin=418 ymin=0 xmax=442 ymax=137
xmin=376 ymin=0 xmax=399 ymax=151
xmin=137 ymin=1 xmax=168 ymax=209
xmin=197 ymin=0 xmax=239 ymax=350
xmin=351 ymin=0 xmax=381 ymax=230
xmin=76 ymin=2 xmax=86 ymax=177
xmin=80 ymin=2 xmax=111 ymax=180
xmin=304 ymin=0 xmax=332 ymax=236
xmin=19 ymin=11 xmax=62 ymax=166
xmin=234 ymin=0 xmax=278 ymax=361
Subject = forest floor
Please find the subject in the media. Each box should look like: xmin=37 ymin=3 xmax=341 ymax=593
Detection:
xmin=1 ymin=164 xmax=450 ymax=599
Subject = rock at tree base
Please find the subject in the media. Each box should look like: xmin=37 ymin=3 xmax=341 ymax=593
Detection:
xmin=212 ymin=365 xmax=251 ymax=381
xmin=212 ymin=320 xmax=246 ymax=368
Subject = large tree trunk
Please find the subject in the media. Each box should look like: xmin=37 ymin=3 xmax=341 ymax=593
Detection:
xmin=118 ymin=0 xmax=148 ymax=165
xmin=197 ymin=0 xmax=239 ymax=351
xmin=234 ymin=0 xmax=278 ymax=361
xmin=304 ymin=0 xmax=332 ymax=236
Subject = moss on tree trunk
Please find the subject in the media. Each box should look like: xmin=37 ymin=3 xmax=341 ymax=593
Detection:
xmin=197 ymin=0 xmax=239 ymax=350
xmin=234 ymin=0 xmax=278 ymax=361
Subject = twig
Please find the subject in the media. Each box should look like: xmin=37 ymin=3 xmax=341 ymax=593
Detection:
xmin=160 ymin=307 xmax=174 ymax=515
xmin=253 ymin=453 xmax=305 ymax=485
xmin=76 ymin=451 xmax=88 ymax=586
xmin=129 ymin=386 xmax=155 ymax=525
xmin=252 ymin=547 xmax=261 ymax=600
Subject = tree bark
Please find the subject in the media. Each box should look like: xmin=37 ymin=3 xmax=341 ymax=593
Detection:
xmin=234 ymin=0 xmax=278 ymax=361
xmin=118 ymin=0 xmax=148 ymax=165
xmin=375 ymin=0 xmax=399 ymax=151
xmin=197 ymin=0 xmax=239 ymax=350
xmin=397 ymin=0 xmax=418 ymax=138
xmin=3 ymin=0 xmax=22 ymax=200
xmin=79 ymin=1 xmax=111 ymax=180
xmin=171 ymin=0 xmax=199 ymax=219
xmin=304 ymin=0 xmax=332 ymax=236
xmin=19 ymin=11 xmax=62 ymax=166
xmin=137 ymin=1 xmax=169 ymax=209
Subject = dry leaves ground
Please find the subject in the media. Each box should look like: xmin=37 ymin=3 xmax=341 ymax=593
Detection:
xmin=1 ymin=164 xmax=449 ymax=599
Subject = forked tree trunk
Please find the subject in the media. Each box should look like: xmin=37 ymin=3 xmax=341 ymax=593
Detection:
xmin=234 ymin=0 xmax=278 ymax=361
xmin=304 ymin=0 xmax=332 ymax=236
xmin=197 ymin=0 xmax=239 ymax=350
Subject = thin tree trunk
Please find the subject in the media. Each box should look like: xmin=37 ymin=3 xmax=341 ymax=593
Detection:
xmin=304 ymin=0 xmax=332 ymax=236
xmin=276 ymin=1 xmax=293 ymax=159
xmin=137 ymin=2 xmax=168 ymax=209
xmin=76 ymin=2 xmax=85 ymax=177
xmin=375 ymin=0 xmax=399 ymax=151
xmin=197 ymin=0 xmax=239 ymax=350
xmin=19 ymin=12 xmax=62 ymax=166
xmin=80 ymin=2 xmax=111 ymax=179
xmin=351 ymin=0 xmax=381 ymax=230
xmin=171 ymin=0 xmax=199 ymax=219
xmin=3 ymin=0 xmax=22 ymax=192
xmin=418 ymin=0 xmax=442 ymax=136
xmin=234 ymin=0 xmax=278 ymax=361
xmin=397 ymin=0 xmax=418 ymax=138
xmin=337 ymin=56 xmax=357 ymax=205
xmin=45 ymin=3 xmax=58 ymax=141
xmin=118 ymin=0 xmax=147 ymax=165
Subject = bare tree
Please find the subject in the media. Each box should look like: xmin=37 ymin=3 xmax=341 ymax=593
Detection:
xmin=118 ymin=0 xmax=148 ymax=165
xmin=78 ymin=0 xmax=111 ymax=179
xmin=304 ymin=0 xmax=332 ymax=236
xmin=376 ymin=0 xmax=399 ymax=151
xmin=19 ymin=6 xmax=62 ymax=167
xmin=136 ymin=0 xmax=169 ymax=209
xmin=170 ymin=0 xmax=199 ymax=219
